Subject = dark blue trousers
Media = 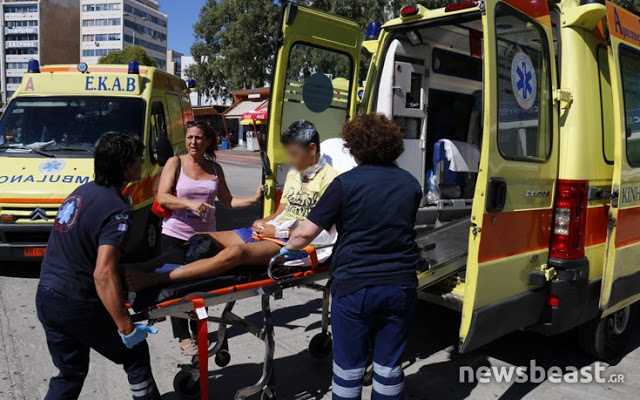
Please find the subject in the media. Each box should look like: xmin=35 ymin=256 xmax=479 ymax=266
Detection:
xmin=331 ymin=285 xmax=416 ymax=400
xmin=36 ymin=285 xmax=161 ymax=400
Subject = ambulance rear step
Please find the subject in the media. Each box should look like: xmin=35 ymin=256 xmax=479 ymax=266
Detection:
xmin=415 ymin=217 xmax=470 ymax=292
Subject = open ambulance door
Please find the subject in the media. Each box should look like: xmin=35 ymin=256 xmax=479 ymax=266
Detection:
xmin=599 ymin=2 xmax=640 ymax=317
xmin=263 ymin=3 xmax=362 ymax=214
xmin=458 ymin=0 xmax=559 ymax=352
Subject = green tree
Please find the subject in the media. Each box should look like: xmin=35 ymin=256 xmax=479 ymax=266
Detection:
xmin=98 ymin=46 xmax=158 ymax=67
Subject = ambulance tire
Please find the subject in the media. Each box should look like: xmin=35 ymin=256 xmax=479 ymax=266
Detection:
xmin=172 ymin=370 xmax=200 ymax=399
xmin=577 ymin=305 xmax=633 ymax=361
xmin=309 ymin=332 xmax=332 ymax=359
xmin=144 ymin=215 xmax=161 ymax=258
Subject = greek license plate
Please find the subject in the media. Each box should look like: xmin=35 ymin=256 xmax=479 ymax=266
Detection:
xmin=24 ymin=247 xmax=46 ymax=257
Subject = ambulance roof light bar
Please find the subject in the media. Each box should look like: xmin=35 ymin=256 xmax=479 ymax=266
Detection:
xmin=128 ymin=61 xmax=140 ymax=75
xmin=27 ymin=59 xmax=40 ymax=74
xmin=444 ymin=1 xmax=479 ymax=12
xmin=401 ymin=5 xmax=419 ymax=17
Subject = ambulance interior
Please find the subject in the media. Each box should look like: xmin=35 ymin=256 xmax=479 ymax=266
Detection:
xmin=374 ymin=16 xmax=486 ymax=300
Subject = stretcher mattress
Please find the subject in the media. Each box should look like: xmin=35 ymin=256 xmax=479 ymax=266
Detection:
xmin=127 ymin=264 xmax=301 ymax=311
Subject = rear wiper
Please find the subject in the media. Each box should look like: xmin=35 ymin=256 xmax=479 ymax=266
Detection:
xmin=0 ymin=145 xmax=55 ymax=158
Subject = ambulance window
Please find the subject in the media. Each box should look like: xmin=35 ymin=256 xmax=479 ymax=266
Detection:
xmin=166 ymin=94 xmax=185 ymax=141
xmin=282 ymin=43 xmax=353 ymax=142
xmin=619 ymin=46 xmax=640 ymax=167
xmin=598 ymin=47 xmax=614 ymax=163
xmin=150 ymin=101 xmax=167 ymax=160
xmin=495 ymin=4 xmax=552 ymax=161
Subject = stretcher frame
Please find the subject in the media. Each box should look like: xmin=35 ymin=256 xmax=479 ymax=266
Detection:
xmin=131 ymin=258 xmax=331 ymax=400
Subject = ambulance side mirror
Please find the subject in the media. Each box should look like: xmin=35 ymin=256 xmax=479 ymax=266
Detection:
xmin=155 ymin=136 xmax=174 ymax=166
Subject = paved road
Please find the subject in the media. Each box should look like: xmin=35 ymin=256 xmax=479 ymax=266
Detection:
xmin=1 ymin=157 xmax=639 ymax=399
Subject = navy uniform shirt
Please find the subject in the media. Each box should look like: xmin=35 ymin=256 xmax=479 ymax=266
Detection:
xmin=307 ymin=163 xmax=422 ymax=296
xmin=39 ymin=181 xmax=131 ymax=302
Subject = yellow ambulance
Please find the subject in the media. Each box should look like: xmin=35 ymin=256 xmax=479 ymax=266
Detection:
xmin=263 ymin=0 xmax=640 ymax=359
xmin=0 ymin=61 xmax=191 ymax=261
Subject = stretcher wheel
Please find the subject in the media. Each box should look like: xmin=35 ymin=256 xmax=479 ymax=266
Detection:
xmin=261 ymin=386 xmax=276 ymax=400
xmin=173 ymin=370 xmax=200 ymax=399
xmin=215 ymin=349 xmax=231 ymax=367
xmin=309 ymin=332 xmax=332 ymax=359
xmin=362 ymin=366 xmax=373 ymax=387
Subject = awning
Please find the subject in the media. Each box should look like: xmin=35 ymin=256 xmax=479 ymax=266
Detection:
xmin=224 ymin=100 xmax=265 ymax=119
xmin=241 ymin=100 xmax=268 ymax=122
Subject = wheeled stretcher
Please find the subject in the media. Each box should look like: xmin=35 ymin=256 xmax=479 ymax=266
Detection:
xmin=128 ymin=247 xmax=333 ymax=400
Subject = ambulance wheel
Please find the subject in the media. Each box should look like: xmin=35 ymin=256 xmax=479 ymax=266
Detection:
xmin=173 ymin=370 xmax=200 ymax=399
xmin=215 ymin=349 xmax=231 ymax=367
xmin=144 ymin=216 xmax=161 ymax=258
xmin=309 ymin=332 xmax=332 ymax=359
xmin=578 ymin=305 xmax=633 ymax=360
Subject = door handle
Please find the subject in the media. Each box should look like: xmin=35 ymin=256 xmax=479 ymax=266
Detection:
xmin=486 ymin=178 xmax=507 ymax=213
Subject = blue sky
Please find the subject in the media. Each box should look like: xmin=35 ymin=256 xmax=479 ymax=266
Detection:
xmin=157 ymin=0 xmax=208 ymax=56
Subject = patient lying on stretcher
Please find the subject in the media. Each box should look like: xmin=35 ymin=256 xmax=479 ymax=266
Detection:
xmin=124 ymin=120 xmax=338 ymax=292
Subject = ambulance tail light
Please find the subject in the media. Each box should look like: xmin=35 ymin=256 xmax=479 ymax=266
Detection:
xmin=546 ymin=294 xmax=559 ymax=308
xmin=27 ymin=59 xmax=40 ymax=73
xmin=400 ymin=5 xmax=419 ymax=17
xmin=550 ymin=180 xmax=588 ymax=259
xmin=445 ymin=1 xmax=479 ymax=12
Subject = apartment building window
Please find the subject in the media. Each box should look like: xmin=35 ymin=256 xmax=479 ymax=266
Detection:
xmin=4 ymin=5 xmax=38 ymax=13
xmin=6 ymin=48 xmax=37 ymax=55
xmin=83 ymin=33 xmax=121 ymax=42
xmin=6 ymin=34 xmax=38 ymax=41
xmin=5 ymin=21 xmax=38 ymax=27
xmin=82 ymin=3 xmax=121 ymax=12
xmin=123 ymin=20 xmax=166 ymax=41
xmin=123 ymin=35 xmax=166 ymax=53
xmin=7 ymin=62 xmax=29 ymax=70
xmin=83 ymin=49 xmax=117 ymax=57
xmin=123 ymin=5 xmax=167 ymax=28
xmin=7 ymin=77 xmax=23 ymax=84
xmin=83 ymin=18 xmax=121 ymax=27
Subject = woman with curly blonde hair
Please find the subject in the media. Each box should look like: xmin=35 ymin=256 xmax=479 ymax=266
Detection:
xmin=282 ymin=113 xmax=422 ymax=400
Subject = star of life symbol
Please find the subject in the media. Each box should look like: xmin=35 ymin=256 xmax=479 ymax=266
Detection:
xmin=511 ymin=52 xmax=536 ymax=110
xmin=38 ymin=160 xmax=66 ymax=175
xmin=55 ymin=195 xmax=81 ymax=232
xmin=58 ymin=201 xmax=75 ymax=225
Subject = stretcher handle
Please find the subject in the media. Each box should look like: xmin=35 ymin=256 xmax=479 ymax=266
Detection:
xmin=267 ymin=245 xmax=325 ymax=282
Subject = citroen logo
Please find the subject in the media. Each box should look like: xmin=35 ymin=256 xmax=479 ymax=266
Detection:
xmin=30 ymin=207 xmax=49 ymax=222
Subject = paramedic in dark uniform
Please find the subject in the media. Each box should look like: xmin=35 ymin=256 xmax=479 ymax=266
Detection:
xmin=283 ymin=113 xmax=421 ymax=400
xmin=36 ymin=133 xmax=161 ymax=400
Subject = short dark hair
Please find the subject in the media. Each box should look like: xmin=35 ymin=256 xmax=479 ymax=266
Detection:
xmin=280 ymin=120 xmax=320 ymax=151
xmin=341 ymin=113 xmax=404 ymax=164
xmin=94 ymin=132 xmax=144 ymax=187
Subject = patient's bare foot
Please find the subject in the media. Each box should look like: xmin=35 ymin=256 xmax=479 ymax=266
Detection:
xmin=125 ymin=269 xmax=162 ymax=292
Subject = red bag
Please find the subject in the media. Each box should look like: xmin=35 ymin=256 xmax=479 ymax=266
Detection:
xmin=151 ymin=156 xmax=181 ymax=218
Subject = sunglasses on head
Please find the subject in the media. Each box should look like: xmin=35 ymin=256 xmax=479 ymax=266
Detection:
xmin=187 ymin=121 xmax=209 ymax=128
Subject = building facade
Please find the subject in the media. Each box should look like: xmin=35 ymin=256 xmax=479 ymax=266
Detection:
xmin=166 ymin=48 xmax=181 ymax=76
xmin=80 ymin=0 xmax=167 ymax=70
xmin=0 ymin=0 xmax=80 ymax=105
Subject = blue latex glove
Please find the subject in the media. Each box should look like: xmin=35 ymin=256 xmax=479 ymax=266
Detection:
xmin=119 ymin=324 xmax=158 ymax=349
xmin=279 ymin=246 xmax=306 ymax=260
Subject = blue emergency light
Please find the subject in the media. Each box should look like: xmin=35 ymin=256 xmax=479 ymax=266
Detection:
xmin=187 ymin=79 xmax=196 ymax=89
xmin=128 ymin=61 xmax=140 ymax=75
xmin=27 ymin=59 xmax=40 ymax=73
xmin=365 ymin=22 xmax=381 ymax=40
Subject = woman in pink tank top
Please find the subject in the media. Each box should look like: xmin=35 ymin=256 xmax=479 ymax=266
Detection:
xmin=155 ymin=121 xmax=261 ymax=354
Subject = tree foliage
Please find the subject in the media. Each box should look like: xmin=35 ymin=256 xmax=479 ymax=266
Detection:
xmin=97 ymin=46 xmax=158 ymax=67
xmin=188 ymin=0 xmax=640 ymax=102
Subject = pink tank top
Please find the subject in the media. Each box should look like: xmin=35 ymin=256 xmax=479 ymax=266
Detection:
xmin=162 ymin=161 xmax=219 ymax=241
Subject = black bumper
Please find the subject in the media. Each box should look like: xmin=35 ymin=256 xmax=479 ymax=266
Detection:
xmin=0 ymin=223 xmax=52 ymax=261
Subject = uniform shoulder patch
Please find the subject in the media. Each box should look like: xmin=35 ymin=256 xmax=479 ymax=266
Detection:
xmin=55 ymin=195 xmax=82 ymax=233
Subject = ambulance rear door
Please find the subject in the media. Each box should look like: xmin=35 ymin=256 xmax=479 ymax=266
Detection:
xmin=459 ymin=0 xmax=559 ymax=352
xmin=264 ymin=2 xmax=362 ymax=215
xmin=599 ymin=2 xmax=640 ymax=316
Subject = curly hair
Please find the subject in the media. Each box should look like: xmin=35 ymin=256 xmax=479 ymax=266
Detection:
xmin=341 ymin=113 xmax=404 ymax=164
xmin=94 ymin=132 xmax=144 ymax=187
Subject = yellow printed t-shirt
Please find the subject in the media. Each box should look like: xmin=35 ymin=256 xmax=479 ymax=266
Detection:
xmin=280 ymin=164 xmax=338 ymax=222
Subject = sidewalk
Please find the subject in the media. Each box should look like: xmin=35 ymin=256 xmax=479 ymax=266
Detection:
xmin=216 ymin=146 xmax=261 ymax=166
